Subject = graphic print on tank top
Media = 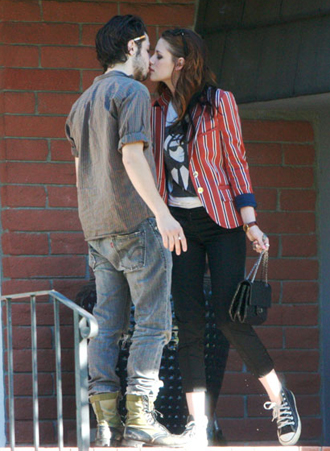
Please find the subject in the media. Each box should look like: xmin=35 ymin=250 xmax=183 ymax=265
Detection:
xmin=164 ymin=102 xmax=198 ymax=198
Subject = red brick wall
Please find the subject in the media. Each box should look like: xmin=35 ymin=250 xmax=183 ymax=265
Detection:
xmin=0 ymin=0 xmax=196 ymax=445
xmin=0 ymin=0 xmax=320 ymax=445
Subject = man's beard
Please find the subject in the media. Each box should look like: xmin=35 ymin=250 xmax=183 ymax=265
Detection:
xmin=132 ymin=53 xmax=148 ymax=81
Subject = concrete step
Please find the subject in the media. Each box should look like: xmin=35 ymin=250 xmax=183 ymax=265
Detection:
xmin=0 ymin=447 xmax=328 ymax=451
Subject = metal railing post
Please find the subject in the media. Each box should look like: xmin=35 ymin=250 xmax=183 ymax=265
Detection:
xmin=74 ymin=312 xmax=90 ymax=451
xmin=30 ymin=295 xmax=40 ymax=451
xmin=54 ymin=299 xmax=64 ymax=451
xmin=5 ymin=299 xmax=15 ymax=451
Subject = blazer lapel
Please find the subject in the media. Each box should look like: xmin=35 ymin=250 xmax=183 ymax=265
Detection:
xmin=188 ymin=103 xmax=206 ymax=158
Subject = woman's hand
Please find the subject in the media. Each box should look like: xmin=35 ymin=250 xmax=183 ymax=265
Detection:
xmin=246 ymin=225 xmax=270 ymax=253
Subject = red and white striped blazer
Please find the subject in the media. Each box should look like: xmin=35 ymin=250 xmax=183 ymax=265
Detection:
xmin=151 ymin=88 xmax=255 ymax=229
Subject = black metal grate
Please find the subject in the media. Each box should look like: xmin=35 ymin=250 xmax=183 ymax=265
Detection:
xmin=75 ymin=276 xmax=230 ymax=433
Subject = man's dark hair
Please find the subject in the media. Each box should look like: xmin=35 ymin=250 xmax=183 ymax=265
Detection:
xmin=96 ymin=15 xmax=147 ymax=72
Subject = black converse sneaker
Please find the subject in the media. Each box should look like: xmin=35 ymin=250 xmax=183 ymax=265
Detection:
xmin=264 ymin=388 xmax=301 ymax=446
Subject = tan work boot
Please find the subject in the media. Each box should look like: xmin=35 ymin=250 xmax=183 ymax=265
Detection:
xmin=123 ymin=394 xmax=192 ymax=447
xmin=90 ymin=392 xmax=124 ymax=446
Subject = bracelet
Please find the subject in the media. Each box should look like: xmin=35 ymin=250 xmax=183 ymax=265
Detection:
xmin=243 ymin=221 xmax=258 ymax=233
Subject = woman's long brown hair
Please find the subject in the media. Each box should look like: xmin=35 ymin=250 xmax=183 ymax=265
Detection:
xmin=157 ymin=29 xmax=217 ymax=139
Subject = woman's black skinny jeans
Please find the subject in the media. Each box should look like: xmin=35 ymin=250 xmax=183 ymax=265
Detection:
xmin=170 ymin=206 xmax=274 ymax=393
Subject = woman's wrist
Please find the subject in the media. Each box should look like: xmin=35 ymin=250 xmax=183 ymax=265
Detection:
xmin=240 ymin=206 xmax=256 ymax=224
xmin=243 ymin=221 xmax=258 ymax=233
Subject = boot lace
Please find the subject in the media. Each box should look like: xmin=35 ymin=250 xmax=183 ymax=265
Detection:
xmin=142 ymin=398 xmax=164 ymax=426
xmin=264 ymin=399 xmax=295 ymax=429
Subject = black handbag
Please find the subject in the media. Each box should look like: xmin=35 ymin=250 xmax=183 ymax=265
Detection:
xmin=229 ymin=250 xmax=271 ymax=325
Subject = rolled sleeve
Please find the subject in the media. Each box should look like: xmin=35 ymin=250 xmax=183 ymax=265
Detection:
xmin=65 ymin=121 xmax=78 ymax=157
xmin=118 ymin=88 xmax=151 ymax=152
xmin=119 ymin=132 xmax=149 ymax=149
xmin=234 ymin=193 xmax=257 ymax=210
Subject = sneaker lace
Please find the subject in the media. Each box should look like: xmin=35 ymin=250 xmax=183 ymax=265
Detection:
xmin=264 ymin=399 xmax=295 ymax=429
xmin=184 ymin=416 xmax=208 ymax=436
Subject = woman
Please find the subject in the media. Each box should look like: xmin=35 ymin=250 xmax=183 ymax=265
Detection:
xmin=149 ymin=29 xmax=301 ymax=447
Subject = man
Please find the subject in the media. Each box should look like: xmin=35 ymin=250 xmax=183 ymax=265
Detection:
xmin=66 ymin=15 xmax=189 ymax=448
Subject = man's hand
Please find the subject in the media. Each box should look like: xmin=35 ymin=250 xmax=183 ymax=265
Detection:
xmin=155 ymin=212 xmax=187 ymax=255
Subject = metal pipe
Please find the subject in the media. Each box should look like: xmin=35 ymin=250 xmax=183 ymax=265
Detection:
xmin=74 ymin=312 xmax=90 ymax=451
xmin=54 ymin=300 xmax=64 ymax=451
xmin=5 ymin=299 xmax=15 ymax=451
xmin=1 ymin=290 xmax=98 ymax=340
xmin=30 ymin=295 xmax=40 ymax=450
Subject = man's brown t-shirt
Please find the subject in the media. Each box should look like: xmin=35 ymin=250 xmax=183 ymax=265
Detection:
xmin=66 ymin=71 xmax=156 ymax=240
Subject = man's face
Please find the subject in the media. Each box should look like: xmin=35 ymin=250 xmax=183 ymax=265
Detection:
xmin=133 ymin=34 xmax=150 ymax=81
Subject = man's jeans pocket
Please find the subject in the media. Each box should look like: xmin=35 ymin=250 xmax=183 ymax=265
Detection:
xmin=89 ymin=245 xmax=107 ymax=270
xmin=114 ymin=229 xmax=146 ymax=271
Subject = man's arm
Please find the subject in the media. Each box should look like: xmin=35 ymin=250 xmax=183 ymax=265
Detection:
xmin=122 ymin=142 xmax=187 ymax=255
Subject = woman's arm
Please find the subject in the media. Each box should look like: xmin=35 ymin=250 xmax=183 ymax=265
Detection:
xmin=216 ymin=91 xmax=269 ymax=252
xmin=216 ymin=91 xmax=254 ymax=201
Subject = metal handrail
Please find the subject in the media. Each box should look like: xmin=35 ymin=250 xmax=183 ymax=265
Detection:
xmin=1 ymin=289 xmax=98 ymax=451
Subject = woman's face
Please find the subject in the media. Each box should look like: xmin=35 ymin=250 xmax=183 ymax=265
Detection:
xmin=149 ymin=38 xmax=175 ymax=84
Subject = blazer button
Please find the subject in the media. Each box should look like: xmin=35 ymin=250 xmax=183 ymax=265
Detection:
xmin=197 ymin=187 xmax=204 ymax=194
xmin=193 ymin=171 xmax=198 ymax=177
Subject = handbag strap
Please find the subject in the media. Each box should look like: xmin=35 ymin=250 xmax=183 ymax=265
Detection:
xmin=247 ymin=250 xmax=269 ymax=283
xmin=260 ymin=250 xmax=269 ymax=284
